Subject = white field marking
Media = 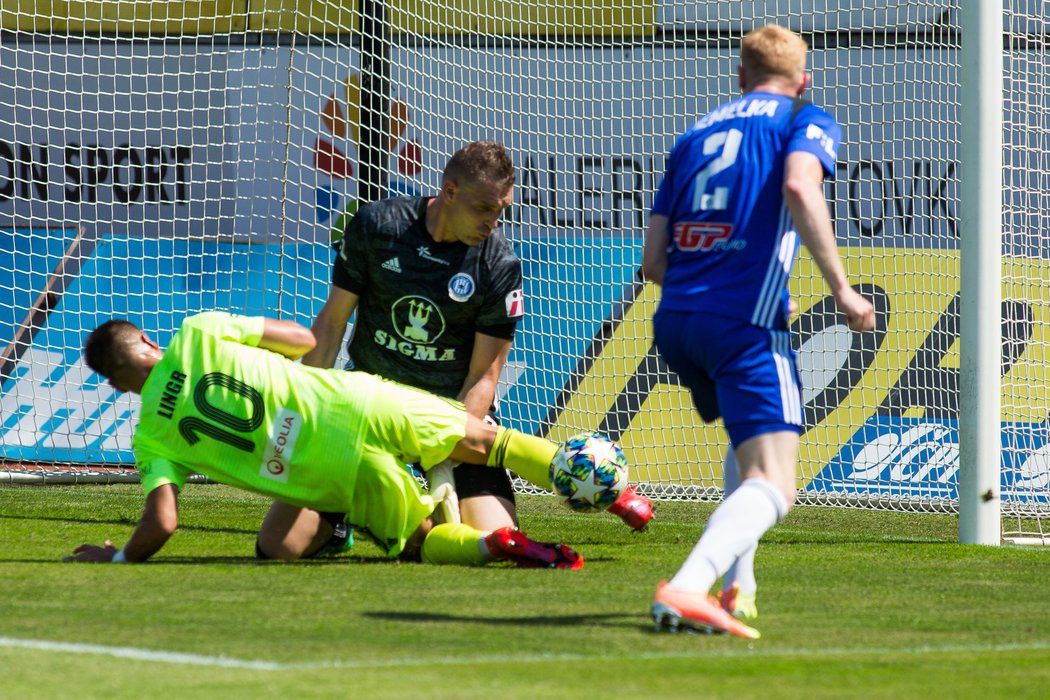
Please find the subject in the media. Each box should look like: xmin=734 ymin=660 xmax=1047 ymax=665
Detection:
xmin=0 ymin=637 xmax=284 ymax=670
xmin=3 ymin=636 xmax=1049 ymax=671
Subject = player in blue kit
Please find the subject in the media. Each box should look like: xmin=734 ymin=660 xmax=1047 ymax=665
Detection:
xmin=642 ymin=24 xmax=875 ymax=638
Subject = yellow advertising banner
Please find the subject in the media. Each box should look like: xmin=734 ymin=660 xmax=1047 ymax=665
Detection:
xmin=1 ymin=1 xmax=655 ymax=35
xmin=2 ymin=1 xmax=244 ymax=33
xmin=253 ymin=0 xmax=654 ymax=35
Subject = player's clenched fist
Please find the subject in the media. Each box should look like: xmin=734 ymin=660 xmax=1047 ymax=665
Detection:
xmin=835 ymin=288 xmax=876 ymax=332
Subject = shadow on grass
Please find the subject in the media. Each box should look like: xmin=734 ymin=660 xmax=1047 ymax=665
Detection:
xmin=2 ymin=555 xmax=360 ymax=566
xmin=0 ymin=513 xmax=257 ymax=536
xmin=363 ymin=610 xmax=644 ymax=628
xmin=157 ymin=556 xmax=361 ymax=566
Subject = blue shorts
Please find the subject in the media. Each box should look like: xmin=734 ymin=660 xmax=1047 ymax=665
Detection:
xmin=653 ymin=309 xmax=803 ymax=447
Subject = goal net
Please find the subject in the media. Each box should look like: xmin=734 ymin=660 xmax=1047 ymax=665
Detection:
xmin=1 ymin=1 xmax=1046 ymax=542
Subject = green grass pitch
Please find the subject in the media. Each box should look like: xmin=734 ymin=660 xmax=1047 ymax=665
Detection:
xmin=2 ymin=484 xmax=1049 ymax=699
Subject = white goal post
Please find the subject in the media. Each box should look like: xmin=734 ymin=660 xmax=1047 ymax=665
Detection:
xmin=959 ymin=0 xmax=1003 ymax=546
xmin=1 ymin=1 xmax=1047 ymax=544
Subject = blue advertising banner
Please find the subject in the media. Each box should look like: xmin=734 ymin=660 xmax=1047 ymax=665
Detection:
xmin=809 ymin=415 xmax=1050 ymax=505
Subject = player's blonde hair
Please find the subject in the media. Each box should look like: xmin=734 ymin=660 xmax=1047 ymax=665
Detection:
xmin=740 ymin=25 xmax=808 ymax=83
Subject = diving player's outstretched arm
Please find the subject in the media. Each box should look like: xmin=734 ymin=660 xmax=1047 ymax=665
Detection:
xmin=66 ymin=483 xmax=180 ymax=563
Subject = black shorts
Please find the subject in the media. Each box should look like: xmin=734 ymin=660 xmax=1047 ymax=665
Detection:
xmin=453 ymin=409 xmax=515 ymax=502
xmin=453 ymin=462 xmax=516 ymax=502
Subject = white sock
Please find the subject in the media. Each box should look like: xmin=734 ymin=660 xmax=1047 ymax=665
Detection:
xmin=724 ymin=545 xmax=758 ymax=595
xmin=668 ymin=478 xmax=788 ymax=594
xmin=721 ymin=448 xmax=758 ymax=594
xmin=478 ymin=532 xmax=496 ymax=558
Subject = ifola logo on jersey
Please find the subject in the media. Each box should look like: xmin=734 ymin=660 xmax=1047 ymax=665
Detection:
xmin=260 ymin=408 xmax=303 ymax=484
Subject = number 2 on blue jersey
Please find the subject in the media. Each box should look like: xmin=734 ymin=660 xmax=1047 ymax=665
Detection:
xmin=692 ymin=128 xmax=743 ymax=212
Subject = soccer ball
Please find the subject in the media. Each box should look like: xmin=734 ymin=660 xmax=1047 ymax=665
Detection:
xmin=549 ymin=433 xmax=629 ymax=512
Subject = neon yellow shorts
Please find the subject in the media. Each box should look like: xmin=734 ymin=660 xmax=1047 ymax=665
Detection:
xmin=348 ymin=378 xmax=469 ymax=557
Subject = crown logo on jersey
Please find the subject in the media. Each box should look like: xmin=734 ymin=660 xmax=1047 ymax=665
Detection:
xmin=403 ymin=299 xmax=432 ymax=341
xmin=391 ymin=296 xmax=446 ymax=344
xmin=382 ymin=257 xmax=402 ymax=273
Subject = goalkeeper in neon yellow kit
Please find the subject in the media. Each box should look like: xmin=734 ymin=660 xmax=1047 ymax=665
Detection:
xmin=66 ymin=311 xmax=586 ymax=569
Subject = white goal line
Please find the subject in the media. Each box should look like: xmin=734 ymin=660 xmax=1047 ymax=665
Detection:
xmin=3 ymin=636 xmax=1049 ymax=672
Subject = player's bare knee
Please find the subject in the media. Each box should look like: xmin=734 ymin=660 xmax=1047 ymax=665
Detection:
xmin=460 ymin=494 xmax=517 ymax=530
xmin=255 ymin=535 xmax=302 ymax=561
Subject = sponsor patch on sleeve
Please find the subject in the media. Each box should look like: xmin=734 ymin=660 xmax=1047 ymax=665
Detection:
xmin=505 ymin=289 xmax=524 ymax=318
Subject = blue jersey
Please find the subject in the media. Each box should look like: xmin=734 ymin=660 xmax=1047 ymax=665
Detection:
xmin=651 ymin=92 xmax=841 ymax=328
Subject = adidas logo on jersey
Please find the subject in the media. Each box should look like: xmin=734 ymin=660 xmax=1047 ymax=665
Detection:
xmin=382 ymin=257 xmax=402 ymax=273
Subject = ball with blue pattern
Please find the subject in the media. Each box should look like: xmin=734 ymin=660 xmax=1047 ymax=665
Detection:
xmin=549 ymin=433 xmax=629 ymax=511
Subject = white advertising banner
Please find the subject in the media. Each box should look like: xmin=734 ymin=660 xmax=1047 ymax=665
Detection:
xmin=278 ymin=43 xmax=965 ymax=250
xmin=0 ymin=42 xmax=238 ymax=239
xmin=0 ymin=40 xmax=982 ymax=249
xmin=656 ymin=1 xmax=955 ymax=32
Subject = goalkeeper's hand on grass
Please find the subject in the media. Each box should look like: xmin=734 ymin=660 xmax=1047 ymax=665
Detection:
xmin=64 ymin=539 xmax=120 ymax=563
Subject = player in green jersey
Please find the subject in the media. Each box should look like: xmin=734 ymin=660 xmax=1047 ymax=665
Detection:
xmin=65 ymin=311 xmax=591 ymax=568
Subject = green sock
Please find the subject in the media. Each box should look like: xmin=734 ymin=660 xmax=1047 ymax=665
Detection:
xmin=486 ymin=427 xmax=557 ymax=491
xmin=421 ymin=523 xmax=490 ymax=566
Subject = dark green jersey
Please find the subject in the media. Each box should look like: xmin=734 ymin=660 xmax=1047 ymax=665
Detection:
xmin=332 ymin=196 xmax=523 ymax=398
